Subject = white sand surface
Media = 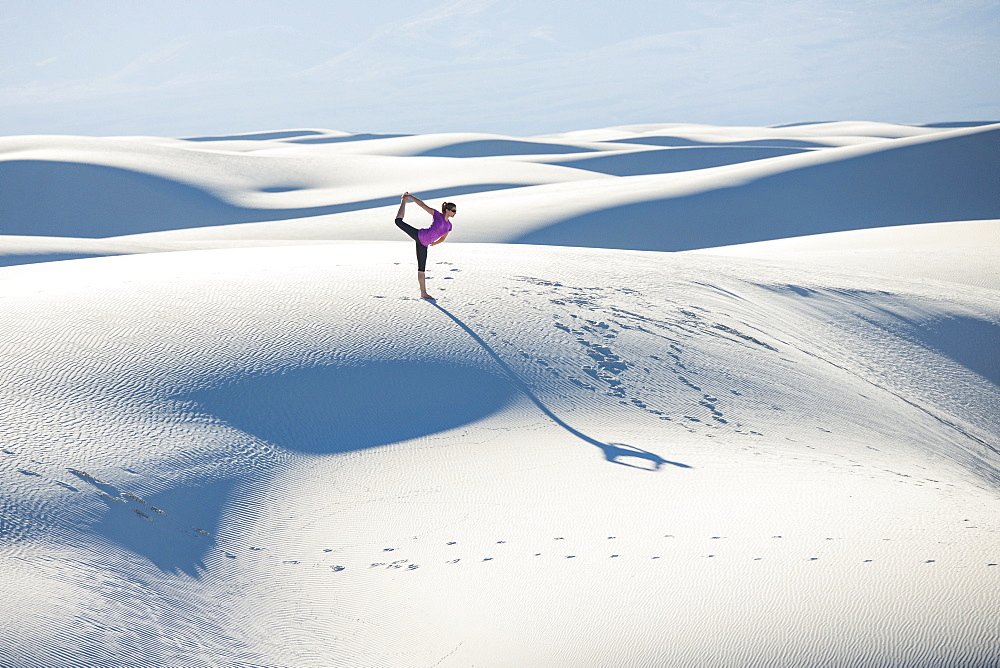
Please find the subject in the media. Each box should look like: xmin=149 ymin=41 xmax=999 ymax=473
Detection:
xmin=537 ymin=120 xmax=950 ymax=146
xmin=1 ymin=122 xmax=998 ymax=667
xmin=690 ymin=220 xmax=1000 ymax=290
xmin=104 ymin=122 xmax=1000 ymax=253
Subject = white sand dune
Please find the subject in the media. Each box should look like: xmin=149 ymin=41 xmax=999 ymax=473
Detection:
xmin=690 ymin=219 xmax=1000 ymax=290
xmin=101 ymin=121 xmax=1000 ymax=253
xmin=3 ymin=121 xmax=997 ymax=258
xmin=1 ymin=122 xmax=998 ymax=667
xmin=0 ymin=133 xmax=604 ymax=240
xmin=538 ymin=120 xmax=952 ymax=146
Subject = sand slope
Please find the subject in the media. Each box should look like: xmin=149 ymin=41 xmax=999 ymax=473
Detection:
xmin=1 ymin=121 xmax=998 ymax=667
xmin=2 ymin=243 xmax=998 ymax=667
xmin=690 ymin=219 xmax=1000 ymax=290
xmin=2 ymin=122 xmax=998 ymax=259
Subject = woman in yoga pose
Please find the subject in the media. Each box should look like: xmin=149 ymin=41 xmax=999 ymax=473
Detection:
xmin=395 ymin=192 xmax=456 ymax=300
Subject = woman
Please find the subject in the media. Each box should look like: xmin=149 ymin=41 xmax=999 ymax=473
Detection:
xmin=394 ymin=192 xmax=456 ymax=300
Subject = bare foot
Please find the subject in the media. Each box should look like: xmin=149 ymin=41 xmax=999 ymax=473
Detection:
xmin=421 ymin=293 xmax=436 ymax=301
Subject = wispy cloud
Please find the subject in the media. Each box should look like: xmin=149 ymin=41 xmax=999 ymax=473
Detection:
xmin=396 ymin=0 xmax=499 ymax=32
xmin=0 ymin=0 xmax=996 ymax=136
xmin=109 ymin=39 xmax=191 ymax=82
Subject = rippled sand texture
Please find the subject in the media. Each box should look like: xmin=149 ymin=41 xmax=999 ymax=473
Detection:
xmin=1 ymin=122 xmax=998 ymax=667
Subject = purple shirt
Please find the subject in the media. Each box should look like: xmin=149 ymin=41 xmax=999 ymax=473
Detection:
xmin=417 ymin=210 xmax=452 ymax=246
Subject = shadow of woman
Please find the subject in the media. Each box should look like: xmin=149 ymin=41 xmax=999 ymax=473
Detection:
xmin=601 ymin=443 xmax=679 ymax=470
xmin=430 ymin=302 xmax=692 ymax=471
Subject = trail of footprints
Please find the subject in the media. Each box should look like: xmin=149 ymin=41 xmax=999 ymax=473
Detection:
xmin=4 ymin=459 xmax=995 ymax=571
xmin=263 ymin=532 xmax=998 ymax=574
xmin=500 ymin=277 xmax=774 ymax=436
xmin=7 ymin=464 xmax=218 ymax=543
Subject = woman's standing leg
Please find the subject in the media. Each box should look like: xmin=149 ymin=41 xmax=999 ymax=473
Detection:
xmin=416 ymin=243 xmax=433 ymax=300
xmin=395 ymin=194 xmax=433 ymax=299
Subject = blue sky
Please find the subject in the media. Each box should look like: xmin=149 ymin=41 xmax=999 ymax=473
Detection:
xmin=1 ymin=0 xmax=998 ymax=137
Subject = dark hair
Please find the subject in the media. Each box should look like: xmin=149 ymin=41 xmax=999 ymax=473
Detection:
xmin=442 ymin=202 xmax=456 ymax=213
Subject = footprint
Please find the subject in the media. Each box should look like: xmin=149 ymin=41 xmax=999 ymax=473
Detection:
xmin=331 ymin=565 xmax=346 ymax=572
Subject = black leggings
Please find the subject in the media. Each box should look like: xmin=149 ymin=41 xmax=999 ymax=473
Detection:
xmin=395 ymin=218 xmax=428 ymax=272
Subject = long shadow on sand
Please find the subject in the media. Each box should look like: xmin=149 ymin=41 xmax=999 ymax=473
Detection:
xmin=183 ymin=361 xmax=518 ymax=455
xmin=0 ymin=160 xmax=525 ymax=238
xmin=550 ymin=145 xmax=808 ymax=176
xmin=514 ymin=125 xmax=1000 ymax=251
xmin=431 ymin=303 xmax=691 ymax=472
xmin=87 ymin=315 xmax=690 ymax=577
xmin=89 ymin=360 xmax=519 ymax=576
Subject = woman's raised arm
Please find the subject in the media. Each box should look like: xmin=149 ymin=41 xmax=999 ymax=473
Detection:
xmin=407 ymin=194 xmax=436 ymax=216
